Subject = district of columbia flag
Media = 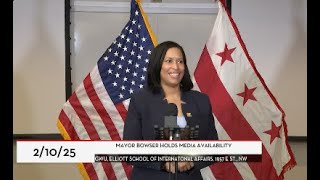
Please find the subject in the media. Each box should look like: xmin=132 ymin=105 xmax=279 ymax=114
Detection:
xmin=194 ymin=0 xmax=296 ymax=179
xmin=56 ymin=0 xmax=157 ymax=179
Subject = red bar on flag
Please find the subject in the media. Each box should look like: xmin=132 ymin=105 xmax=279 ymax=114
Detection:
xmin=194 ymin=1 xmax=296 ymax=179
xmin=57 ymin=0 xmax=157 ymax=179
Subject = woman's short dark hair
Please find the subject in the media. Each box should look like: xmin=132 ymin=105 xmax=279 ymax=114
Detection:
xmin=147 ymin=41 xmax=194 ymax=93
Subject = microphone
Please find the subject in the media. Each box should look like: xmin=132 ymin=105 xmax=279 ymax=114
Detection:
xmin=164 ymin=103 xmax=178 ymax=140
xmin=153 ymin=103 xmax=200 ymax=180
xmin=163 ymin=103 xmax=196 ymax=140
xmin=166 ymin=103 xmax=178 ymax=116
xmin=163 ymin=103 xmax=179 ymax=180
xmin=154 ymin=103 xmax=178 ymax=140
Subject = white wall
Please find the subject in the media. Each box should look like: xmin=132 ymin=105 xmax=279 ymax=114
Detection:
xmin=13 ymin=0 xmax=65 ymax=134
xmin=232 ymin=0 xmax=307 ymax=136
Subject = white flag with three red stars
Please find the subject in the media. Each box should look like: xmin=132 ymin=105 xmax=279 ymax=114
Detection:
xmin=194 ymin=1 xmax=296 ymax=179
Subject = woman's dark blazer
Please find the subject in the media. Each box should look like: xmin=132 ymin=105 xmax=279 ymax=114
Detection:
xmin=123 ymin=88 xmax=218 ymax=180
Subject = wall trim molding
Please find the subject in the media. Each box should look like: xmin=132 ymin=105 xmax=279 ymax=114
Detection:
xmin=72 ymin=1 xmax=218 ymax=14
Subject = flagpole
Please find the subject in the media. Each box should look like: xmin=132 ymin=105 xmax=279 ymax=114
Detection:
xmin=65 ymin=0 xmax=72 ymax=100
xmin=215 ymin=0 xmax=231 ymax=14
xmin=225 ymin=0 xmax=231 ymax=14
xmin=220 ymin=0 xmax=232 ymax=15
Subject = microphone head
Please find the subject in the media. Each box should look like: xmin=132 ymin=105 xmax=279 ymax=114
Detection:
xmin=164 ymin=103 xmax=178 ymax=128
xmin=166 ymin=103 xmax=178 ymax=116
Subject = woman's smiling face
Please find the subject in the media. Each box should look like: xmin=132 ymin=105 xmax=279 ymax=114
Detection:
xmin=160 ymin=47 xmax=185 ymax=88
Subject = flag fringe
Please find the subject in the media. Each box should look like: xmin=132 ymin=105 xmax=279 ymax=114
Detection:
xmin=57 ymin=120 xmax=91 ymax=180
xmin=279 ymin=161 xmax=297 ymax=179
xmin=136 ymin=0 xmax=158 ymax=46
xmin=56 ymin=120 xmax=71 ymax=140
xmin=279 ymin=116 xmax=297 ymax=179
xmin=77 ymin=163 xmax=91 ymax=180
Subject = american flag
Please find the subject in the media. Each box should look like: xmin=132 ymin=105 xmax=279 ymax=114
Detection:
xmin=194 ymin=1 xmax=296 ymax=179
xmin=57 ymin=0 xmax=157 ymax=179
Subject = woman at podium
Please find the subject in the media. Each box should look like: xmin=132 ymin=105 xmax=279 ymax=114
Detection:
xmin=123 ymin=41 xmax=218 ymax=180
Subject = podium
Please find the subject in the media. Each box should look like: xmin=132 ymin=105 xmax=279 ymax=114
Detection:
xmin=153 ymin=124 xmax=199 ymax=180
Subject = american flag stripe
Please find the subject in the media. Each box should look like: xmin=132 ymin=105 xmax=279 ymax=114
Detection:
xmin=91 ymin=163 xmax=109 ymax=180
xmin=78 ymin=81 xmax=111 ymax=140
xmin=57 ymin=0 xmax=157 ymax=178
xmin=57 ymin=110 xmax=100 ymax=179
xmin=110 ymin=162 xmax=129 ymax=180
xmin=57 ymin=111 xmax=79 ymax=141
xmin=91 ymin=66 xmax=126 ymax=140
xmin=84 ymin=73 xmax=121 ymax=140
xmin=122 ymin=99 xmax=131 ymax=111
xmin=59 ymin=74 xmax=130 ymax=179
xmin=81 ymin=163 xmax=98 ymax=180
xmin=61 ymin=82 xmax=131 ymax=179
xmin=70 ymin=86 xmax=118 ymax=179
xmin=69 ymin=87 xmax=101 ymax=140
xmin=101 ymin=163 xmax=115 ymax=180
xmin=74 ymin=164 xmax=90 ymax=180
xmin=115 ymin=103 xmax=129 ymax=124
xmin=61 ymin=101 xmax=90 ymax=140
xmin=84 ymin=70 xmax=133 ymax=179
